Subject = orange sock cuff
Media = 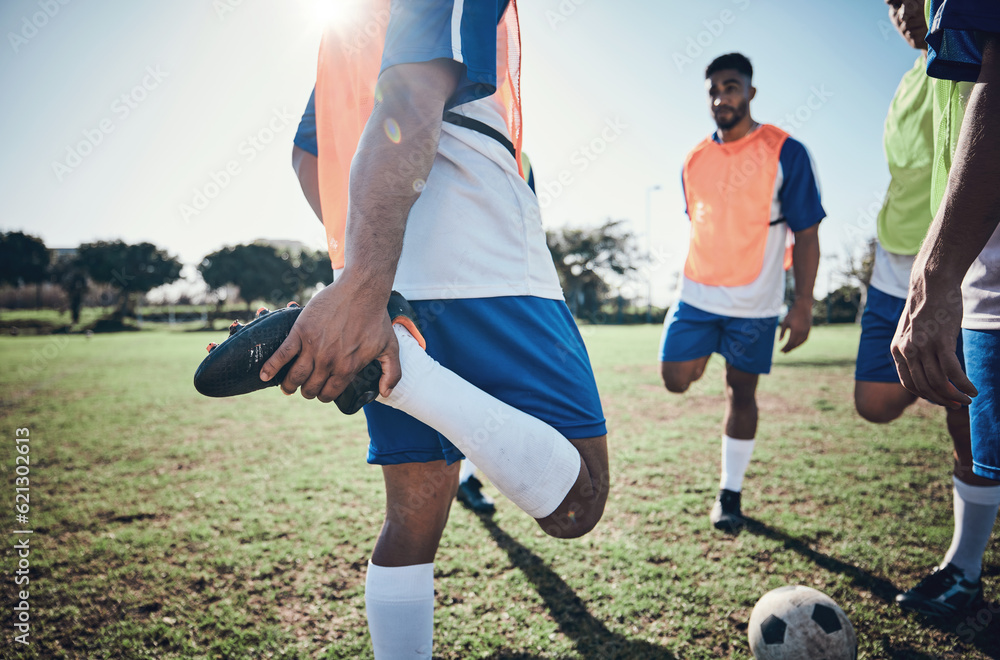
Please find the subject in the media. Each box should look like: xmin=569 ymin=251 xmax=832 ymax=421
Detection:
xmin=392 ymin=315 xmax=426 ymax=350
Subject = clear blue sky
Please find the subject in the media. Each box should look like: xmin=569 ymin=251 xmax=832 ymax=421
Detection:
xmin=1 ymin=0 xmax=919 ymax=303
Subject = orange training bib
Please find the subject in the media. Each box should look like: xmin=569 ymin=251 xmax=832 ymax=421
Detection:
xmin=681 ymin=123 xmax=789 ymax=288
xmin=314 ymin=0 xmax=522 ymax=270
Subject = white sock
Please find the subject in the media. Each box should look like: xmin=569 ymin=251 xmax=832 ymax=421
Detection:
xmin=458 ymin=459 xmax=477 ymax=484
xmin=720 ymin=435 xmax=755 ymax=492
xmin=365 ymin=561 xmax=434 ymax=659
xmin=941 ymin=476 xmax=1000 ymax=581
xmin=379 ymin=324 xmax=582 ymax=519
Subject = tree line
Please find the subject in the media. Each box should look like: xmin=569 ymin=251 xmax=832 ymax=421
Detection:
xmin=1 ymin=222 xmax=645 ymax=325
xmin=0 ymin=231 xmax=332 ymax=324
xmin=1 ymin=226 xmax=871 ymax=328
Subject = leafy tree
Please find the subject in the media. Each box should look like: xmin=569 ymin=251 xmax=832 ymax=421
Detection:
xmin=546 ymin=219 xmax=641 ymax=319
xmin=286 ymin=248 xmax=334 ymax=301
xmin=50 ymin=253 xmax=89 ymax=324
xmin=0 ymin=231 xmax=51 ymax=308
xmin=199 ymin=243 xmax=332 ymax=310
xmin=814 ymin=284 xmax=864 ymax=324
xmin=77 ymin=241 xmax=183 ymax=319
xmin=837 ymin=237 xmax=877 ymax=323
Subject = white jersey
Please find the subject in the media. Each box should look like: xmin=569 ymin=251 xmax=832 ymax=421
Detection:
xmin=962 ymin=225 xmax=1000 ymax=331
xmin=870 ymin=241 xmax=915 ymax=300
xmin=389 ymin=97 xmax=563 ymax=302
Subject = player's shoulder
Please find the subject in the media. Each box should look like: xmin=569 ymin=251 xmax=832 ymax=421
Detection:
xmin=683 ymin=134 xmax=717 ymax=161
xmin=774 ymin=133 xmax=813 ymax=165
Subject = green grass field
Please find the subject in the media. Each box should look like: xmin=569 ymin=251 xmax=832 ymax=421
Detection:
xmin=1 ymin=324 xmax=998 ymax=659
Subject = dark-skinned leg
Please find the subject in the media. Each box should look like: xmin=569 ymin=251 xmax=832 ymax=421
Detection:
xmin=723 ymin=363 xmax=759 ymax=440
xmin=537 ymin=435 xmax=609 ymax=539
xmin=366 ymin=460 xmax=460 ymax=659
xmin=900 ymin=404 xmax=1000 ymax=616
xmin=854 ymin=380 xmax=917 ymax=424
xmin=711 ymin=364 xmax=760 ymax=532
xmin=371 ymin=460 xmax=460 ymax=566
xmin=941 ymin=405 xmax=1000 ymax=578
xmin=661 ymin=355 xmax=712 ymax=393
xmin=949 ymin=406 xmax=996 ymax=487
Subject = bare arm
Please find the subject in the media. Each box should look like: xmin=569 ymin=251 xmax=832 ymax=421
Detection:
xmin=262 ymin=60 xmax=461 ymax=402
xmin=779 ymin=224 xmax=820 ymax=353
xmin=892 ymin=33 xmax=1000 ymax=407
xmin=291 ymin=145 xmax=323 ymax=223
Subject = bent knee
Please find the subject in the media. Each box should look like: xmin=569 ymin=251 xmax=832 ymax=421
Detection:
xmin=854 ymin=395 xmax=905 ymax=424
xmin=663 ymin=377 xmax=691 ymax=394
xmin=540 ymin=506 xmax=605 ymax=540
xmin=661 ymin=364 xmax=695 ymax=393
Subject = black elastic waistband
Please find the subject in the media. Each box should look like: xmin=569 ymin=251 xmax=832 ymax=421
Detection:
xmin=442 ymin=111 xmax=516 ymax=161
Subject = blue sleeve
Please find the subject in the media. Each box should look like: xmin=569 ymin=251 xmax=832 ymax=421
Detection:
xmin=681 ymin=168 xmax=688 ymax=217
xmin=380 ymin=0 xmax=507 ymax=109
xmin=778 ymin=138 xmax=825 ymax=232
xmin=927 ymin=0 xmax=1000 ymax=82
xmin=292 ymin=88 xmax=318 ymax=157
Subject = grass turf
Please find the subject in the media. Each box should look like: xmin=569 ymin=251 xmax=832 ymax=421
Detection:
xmin=0 ymin=324 xmax=997 ymax=658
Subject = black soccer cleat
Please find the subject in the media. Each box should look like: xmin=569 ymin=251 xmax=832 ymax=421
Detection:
xmin=456 ymin=475 xmax=496 ymax=515
xmin=710 ymin=488 xmax=745 ymax=534
xmin=193 ymin=293 xmax=423 ymax=415
xmin=896 ymin=563 xmax=984 ymax=618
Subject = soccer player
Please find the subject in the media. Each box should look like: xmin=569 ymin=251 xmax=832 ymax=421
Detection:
xmin=294 ymin=93 xmax=505 ymax=518
xmin=660 ymin=53 xmax=824 ymax=533
xmin=275 ymin=2 xmax=609 ymax=656
xmin=891 ymin=0 xmax=1000 ymax=618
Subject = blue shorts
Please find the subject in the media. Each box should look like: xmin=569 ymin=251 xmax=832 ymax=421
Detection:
xmin=964 ymin=328 xmax=1000 ymax=481
xmin=363 ymin=296 xmax=607 ymax=466
xmin=856 ymin=286 xmax=965 ymax=383
xmin=658 ymin=301 xmax=779 ymax=375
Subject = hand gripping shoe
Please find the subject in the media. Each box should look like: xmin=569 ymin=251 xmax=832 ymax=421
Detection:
xmin=193 ymin=292 xmax=425 ymax=415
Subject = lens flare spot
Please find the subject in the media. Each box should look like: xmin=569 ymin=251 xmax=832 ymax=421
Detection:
xmin=384 ymin=118 xmax=401 ymax=143
xmin=412 ymin=178 xmax=426 ymax=193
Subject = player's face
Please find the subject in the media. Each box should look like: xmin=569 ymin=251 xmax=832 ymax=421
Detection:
xmin=706 ymin=70 xmax=753 ymax=130
xmin=886 ymin=0 xmax=927 ymax=50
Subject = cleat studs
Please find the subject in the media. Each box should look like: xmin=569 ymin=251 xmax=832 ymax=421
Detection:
xmin=256 ymin=307 xmax=269 ymax=318
xmin=286 ymin=301 xmax=300 ymax=308
xmin=206 ymin=342 xmax=218 ymax=353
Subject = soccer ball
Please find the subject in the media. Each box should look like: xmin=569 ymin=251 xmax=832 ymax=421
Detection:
xmin=748 ymin=585 xmax=857 ymax=660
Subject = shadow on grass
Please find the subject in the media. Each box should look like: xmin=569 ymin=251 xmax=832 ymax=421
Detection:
xmin=476 ymin=515 xmax=676 ymax=660
xmin=742 ymin=517 xmax=1000 ymax=659
xmin=897 ymin=602 xmax=1000 ymax=659
xmin=741 ymin=517 xmax=899 ymax=603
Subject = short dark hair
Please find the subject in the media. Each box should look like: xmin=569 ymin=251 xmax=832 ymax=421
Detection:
xmin=706 ymin=53 xmax=753 ymax=81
